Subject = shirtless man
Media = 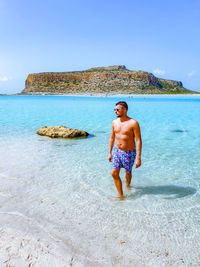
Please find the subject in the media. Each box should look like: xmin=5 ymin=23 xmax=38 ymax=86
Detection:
xmin=108 ymin=101 xmax=142 ymax=199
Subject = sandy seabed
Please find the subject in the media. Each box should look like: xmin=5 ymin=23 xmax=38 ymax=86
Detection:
xmin=0 ymin=222 xmax=92 ymax=267
xmin=0 ymin=228 xmax=70 ymax=267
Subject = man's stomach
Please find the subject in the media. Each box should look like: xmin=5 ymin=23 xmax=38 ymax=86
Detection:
xmin=115 ymin=140 xmax=136 ymax=151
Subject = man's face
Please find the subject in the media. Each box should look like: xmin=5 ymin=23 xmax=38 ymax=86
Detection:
xmin=114 ymin=105 xmax=125 ymax=117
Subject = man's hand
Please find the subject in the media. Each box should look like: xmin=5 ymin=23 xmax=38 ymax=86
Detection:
xmin=108 ymin=153 xmax=112 ymax=162
xmin=135 ymin=157 xmax=141 ymax=168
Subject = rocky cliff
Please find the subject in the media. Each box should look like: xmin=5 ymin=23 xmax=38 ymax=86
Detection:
xmin=22 ymin=65 xmax=193 ymax=95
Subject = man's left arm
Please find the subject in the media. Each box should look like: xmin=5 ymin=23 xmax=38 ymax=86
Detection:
xmin=133 ymin=121 xmax=142 ymax=168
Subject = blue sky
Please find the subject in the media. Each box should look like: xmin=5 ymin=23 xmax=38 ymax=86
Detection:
xmin=0 ymin=0 xmax=200 ymax=93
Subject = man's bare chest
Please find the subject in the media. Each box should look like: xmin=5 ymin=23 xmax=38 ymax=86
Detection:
xmin=114 ymin=123 xmax=133 ymax=136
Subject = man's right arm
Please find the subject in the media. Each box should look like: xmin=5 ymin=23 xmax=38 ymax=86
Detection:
xmin=108 ymin=121 xmax=115 ymax=162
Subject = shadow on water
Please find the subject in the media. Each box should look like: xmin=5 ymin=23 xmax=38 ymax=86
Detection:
xmin=38 ymin=133 xmax=96 ymax=146
xmin=128 ymin=185 xmax=196 ymax=200
xmin=87 ymin=134 xmax=95 ymax=138
xmin=170 ymin=129 xmax=188 ymax=133
xmin=93 ymin=130 xmax=107 ymax=134
xmin=51 ymin=134 xmax=96 ymax=147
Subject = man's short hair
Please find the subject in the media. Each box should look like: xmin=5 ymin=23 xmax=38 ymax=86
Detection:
xmin=115 ymin=101 xmax=128 ymax=110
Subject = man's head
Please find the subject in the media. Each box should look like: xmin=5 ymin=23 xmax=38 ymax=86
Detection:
xmin=114 ymin=101 xmax=128 ymax=117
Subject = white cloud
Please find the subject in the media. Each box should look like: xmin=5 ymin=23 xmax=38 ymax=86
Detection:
xmin=187 ymin=71 xmax=196 ymax=77
xmin=153 ymin=69 xmax=166 ymax=76
xmin=0 ymin=76 xmax=13 ymax=82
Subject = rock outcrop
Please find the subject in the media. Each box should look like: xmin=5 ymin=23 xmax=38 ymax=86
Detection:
xmin=36 ymin=126 xmax=89 ymax=138
xmin=22 ymin=65 xmax=193 ymax=95
xmin=88 ymin=65 xmax=127 ymax=71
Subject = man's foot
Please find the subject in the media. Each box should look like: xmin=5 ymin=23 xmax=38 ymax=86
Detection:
xmin=108 ymin=195 xmax=125 ymax=201
xmin=126 ymin=184 xmax=132 ymax=191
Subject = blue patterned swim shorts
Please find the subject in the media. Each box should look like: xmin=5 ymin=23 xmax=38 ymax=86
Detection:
xmin=112 ymin=146 xmax=136 ymax=173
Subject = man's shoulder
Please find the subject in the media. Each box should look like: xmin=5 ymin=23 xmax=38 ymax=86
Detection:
xmin=128 ymin=118 xmax=140 ymax=129
xmin=128 ymin=117 xmax=138 ymax=124
xmin=112 ymin=118 xmax=119 ymax=124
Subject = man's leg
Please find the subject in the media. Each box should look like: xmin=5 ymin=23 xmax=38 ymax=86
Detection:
xmin=124 ymin=150 xmax=136 ymax=190
xmin=111 ymin=168 xmax=124 ymax=199
xmin=125 ymin=171 xmax=132 ymax=190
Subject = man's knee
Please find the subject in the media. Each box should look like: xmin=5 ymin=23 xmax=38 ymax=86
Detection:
xmin=111 ymin=169 xmax=120 ymax=179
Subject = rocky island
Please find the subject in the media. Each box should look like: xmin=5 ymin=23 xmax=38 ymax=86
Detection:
xmin=21 ymin=65 xmax=196 ymax=95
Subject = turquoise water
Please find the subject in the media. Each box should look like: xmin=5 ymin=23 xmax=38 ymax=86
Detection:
xmin=0 ymin=95 xmax=200 ymax=266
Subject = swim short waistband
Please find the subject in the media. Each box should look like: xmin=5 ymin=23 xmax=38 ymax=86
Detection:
xmin=114 ymin=146 xmax=136 ymax=153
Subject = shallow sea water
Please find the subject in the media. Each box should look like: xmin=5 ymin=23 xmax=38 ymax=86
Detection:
xmin=0 ymin=95 xmax=200 ymax=266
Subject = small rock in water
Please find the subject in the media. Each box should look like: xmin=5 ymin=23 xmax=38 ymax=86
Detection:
xmin=36 ymin=126 xmax=89 ymax=138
